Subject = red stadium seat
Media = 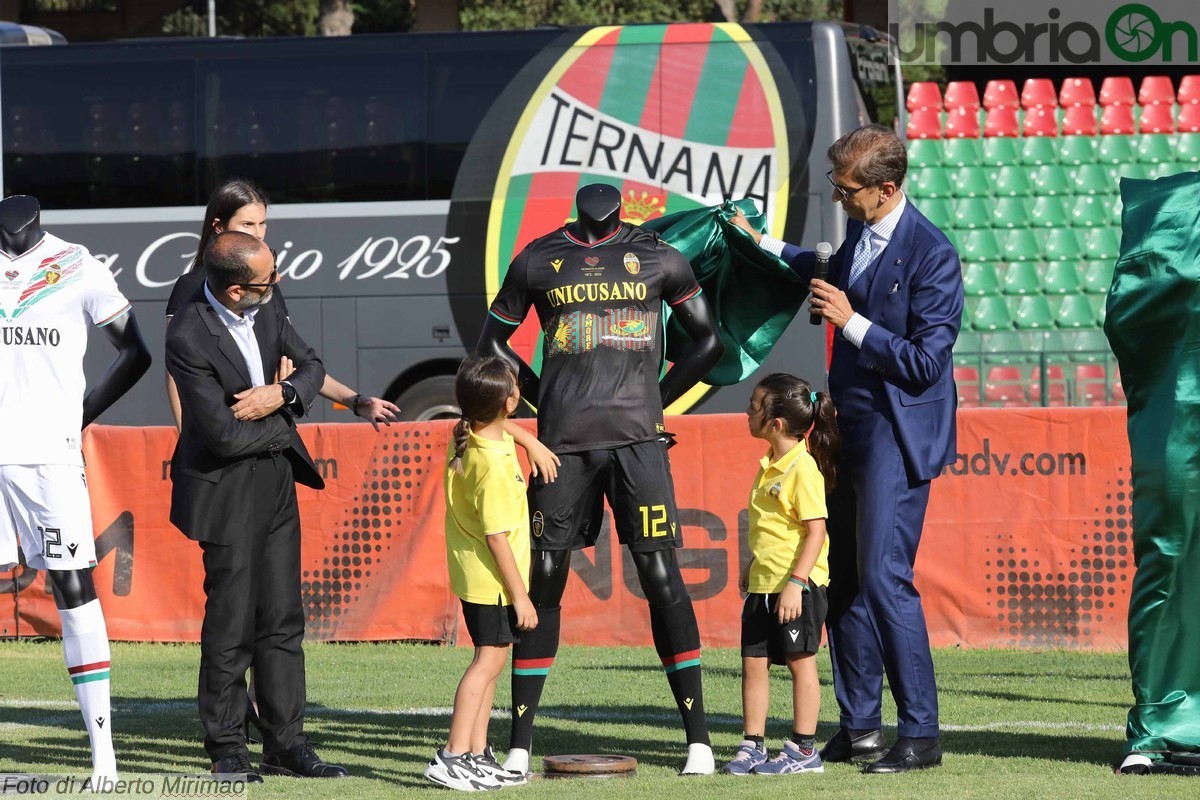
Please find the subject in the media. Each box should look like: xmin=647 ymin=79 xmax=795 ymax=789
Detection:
xmin=944 ymin=81 xmax=981 ymax=111
xmin=985 ymin=365 xmax=1029 ymax=407
xmin=1021 ymin=78 xmax=1058 ymax=109
xmin=1075 ymin=364 xmax=1109 ymax=406
xmin=906 ymin=108 xmax=943 ymax=139
xmin=907 ymin=81 xmax=944 ymax=112
xmin=1022 ymin=107 xmax=1059 ymax=137
xmin=954 ymin=366 xmax=981 ymax=408
xmin=1138 ymin=75 xmax=1176 ymax=106
xmin=1059 ymin=77 xmax=1096 ymax=107
xmin=1099 ymin=76 xmax=1136 ymax=106
xmin=1061 ymin=105 xmax=1098 ymax=136
xmin=1112 ymin=371 xmax=1126 ymax=403
xmin=1178 ymin=102 xmax=1200 ymax=133
xmin=1139 ymin=103 xmax=1175 ymax=134
xmin=1100 ymin=105 xmax=1136 ymax=135
xmin=1029 ymin=365 xmax=1068 ymax=407
xmin=984 ymin=107 xmax=1020 ymax=138
xmin=983 ymin=79 xmax=1019 ymax=110
xmin=943 ymin=106 xmax=981 ymax=138
xmin=1178 ymin=75 xmax=1200 ymax=105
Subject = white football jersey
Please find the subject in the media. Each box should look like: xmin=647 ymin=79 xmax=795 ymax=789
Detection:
xmin=0 ymin=232 xmax=130 ymax=466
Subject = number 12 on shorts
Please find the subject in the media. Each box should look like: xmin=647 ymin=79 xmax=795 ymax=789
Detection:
xmin=639 ymin=504 xmax=673 ymax=538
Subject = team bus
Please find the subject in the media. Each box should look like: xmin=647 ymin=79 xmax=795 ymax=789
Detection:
xmin=0 ymin=21 xmax=903 ymax=424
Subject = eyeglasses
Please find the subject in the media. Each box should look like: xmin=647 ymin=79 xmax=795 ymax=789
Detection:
xmin=238 ymin=249 xmax=279 ymax=289
xmin=826 ymin=170 xmax=870 ymax=202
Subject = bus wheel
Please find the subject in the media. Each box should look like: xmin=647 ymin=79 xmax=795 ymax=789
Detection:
xmin=394 ymin=375 xmax=459 ymax=422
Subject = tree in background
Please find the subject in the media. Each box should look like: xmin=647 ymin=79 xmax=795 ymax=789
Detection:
xmin=458 ymin=0 xmax=841 ymax=30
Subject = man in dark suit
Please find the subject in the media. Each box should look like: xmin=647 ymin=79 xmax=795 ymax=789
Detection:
xmin=166 ymin=231 xmax=347 ymax=781
xmin=733 ymin=124 xmax=963 ymax=773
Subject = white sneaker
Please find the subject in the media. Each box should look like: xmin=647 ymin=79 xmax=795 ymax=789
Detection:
xmin=423 ymin=749 xmax=501 ymax=791
xmin=679 ymin=742 xmax=715 ymax=775
xmin=500 ymin=747 xmax=530 ymax=776
xmin=474 ymin=745 xmax=528 ymax=785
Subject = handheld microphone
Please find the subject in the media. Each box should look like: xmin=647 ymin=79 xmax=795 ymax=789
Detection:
xmin=810 ymin=241 xmax=833 ymax=325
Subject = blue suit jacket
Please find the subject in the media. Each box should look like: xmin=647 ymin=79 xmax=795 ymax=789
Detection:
xmin=780 ymin=201 xmax=963 ymax=481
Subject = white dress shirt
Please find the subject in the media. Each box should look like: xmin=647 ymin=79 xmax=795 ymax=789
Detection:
xmin=204 ymin=280 xmax=266 ymax=387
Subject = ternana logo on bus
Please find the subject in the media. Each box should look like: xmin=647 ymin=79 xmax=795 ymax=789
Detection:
xmin=476 ymin=23 xmax=790 ymax=414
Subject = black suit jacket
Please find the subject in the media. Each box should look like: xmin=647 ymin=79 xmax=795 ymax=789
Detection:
xmin=166 ymin=288 xmax=326 ymax=545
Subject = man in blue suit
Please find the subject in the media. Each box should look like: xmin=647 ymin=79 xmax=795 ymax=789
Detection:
xmin=733 ymin=124 xmax=962 ymax=773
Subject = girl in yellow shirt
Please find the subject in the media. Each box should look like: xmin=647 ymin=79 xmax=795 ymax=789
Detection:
xmin=425 ymin=355 xmax=545 ymax=791
xmin=723 ymin=373 xmax=841 ymax=776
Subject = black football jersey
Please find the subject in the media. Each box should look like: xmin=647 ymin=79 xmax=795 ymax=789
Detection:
xmin=489 ymin=222 xmax=701 ymax=453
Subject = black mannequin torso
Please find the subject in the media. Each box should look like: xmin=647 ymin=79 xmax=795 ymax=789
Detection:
xmin=0 ymin=195 xmax=46 ymax=256
xmin=567 ymin=183 xmax=621 ymax=243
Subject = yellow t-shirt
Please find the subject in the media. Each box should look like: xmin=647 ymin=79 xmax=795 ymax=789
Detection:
xmin=444 ymin=430 xmax=531 ymax=605
xmin=746 ymin=440 xmax=830 ymax=594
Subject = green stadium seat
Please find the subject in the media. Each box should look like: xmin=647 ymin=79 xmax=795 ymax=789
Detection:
xmin=1109 ymin=195 xmax=1124 ymax=225
xmin=960 ymin=229 xmax=1003 ymax=262
xmin=1058 ymin=135 xmax=1097 ymax=165
xmin=942 ymin=137 xmax=983 ymax=167
xmin=1042 ymin=261 xmax=1081 ymax=294
xmin=1090 ymin=293 xmax=1107 ymax=325
xmin=1070 ymin=195 xmax=1109 ymax=227
xmin=1084 ymin=227 xmax=1121 ymax=260
xmin=908 ymin=138 xmax=944 ymax=168
xmin=1020 ymin=136 xmax=1059 ymax=166
xmin=1001 ymin=228 xmax=1042 ymax=262
xmin=953 ymin=166 xmax=992 ymax=198
xmin=1106 ymin=162 xmax=1148 ymax=184
xmin=1032 ymin=164 xmax=1072 ymax=196
xmin=906 ymin=167 xmax=954 ymax=199
xmin=982 ymin=136 xmax=1020 ymax=165
xmin=971 ymin=295 xmax=1014 ymax=331
xmin=1044 ymin=228 xmax=1083 ymax=261
xmin=1011 ymin=294 xmax=1055 ymax=330
xmin=1137 ymin=133 xmax=1174 ymax=164
xmin=955 ymin=330 xmax=983 ymax=356
xmin=992 ymin=197 xmax=1031 ymax=229
xmin=1071 ymin=163 xmax=1114 ymax=195
xmin=953 ymin=197 xmax=993 ymax=229
xmin=920 ymin=197 xmax=954 ymax=230
xmin=1055 ymin=293 xmax=1097 ymax=328
xmin=1002 ymin=261 xmax=1041 ymax=295
xmin=1149 ymin=162 xmax=1183 ymax=180
xmin=994 ymin=165 xmax=1033 ymax=197
xmin=963 ymin=262 xmax=1001 ymax=296
xmin=1096 ymin=135 xmax=1135 ymax=164
xmin=1029 ymin=196 xmax=1069 ymax=228
xmin=1082 ymin=259 xmax=1114 ymax=293
xmin=1063 ymin=329 xmax=1111 ymax=362
xmin=1177 ymin=132 xmax=1200 ymax=164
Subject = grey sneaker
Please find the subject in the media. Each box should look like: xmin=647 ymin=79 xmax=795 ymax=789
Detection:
xmin=474 ymin=745 xmax=528 ymax=785
xmin=753 ymin=742 xmax=824 ymax=775
xmin=423 ymin=749 xmax=502 ymax=791
xmin=721 ymin=740 xmax=768 ymax=775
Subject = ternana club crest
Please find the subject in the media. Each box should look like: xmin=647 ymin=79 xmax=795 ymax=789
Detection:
xmin=45 ymin=266 xmax=62 ymax=285
xmin=623 ymin=252 xmax=641 ymax=275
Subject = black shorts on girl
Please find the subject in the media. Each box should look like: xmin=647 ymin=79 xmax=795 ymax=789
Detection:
xmin=461 ymin=600 xmax=520 ymax=646
xmin=741 ymin=586 xmax=828 ymax=665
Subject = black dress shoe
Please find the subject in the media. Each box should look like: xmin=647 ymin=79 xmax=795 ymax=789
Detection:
xmin=261 ymin=743 xmax=349 ymax=778
xmin=212 ymin=752 xmax=264 ymax=783
xmin=820 ymin=728 xmax=889 ymax=763
xmin=863 ymin=736 xmax=942 ymax=774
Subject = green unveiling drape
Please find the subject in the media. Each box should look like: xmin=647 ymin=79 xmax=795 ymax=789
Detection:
xmin=1106 ymin=171 xmax=1200 ymax=760
xmin=644 ymin=199 xmax=808 ymax=386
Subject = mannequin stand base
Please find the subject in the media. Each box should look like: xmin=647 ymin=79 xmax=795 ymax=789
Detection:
xmin=542 ymin=754 xmax=637 ymax=779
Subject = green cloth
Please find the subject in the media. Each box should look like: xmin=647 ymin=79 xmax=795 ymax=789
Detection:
xmin=644 ymin=199 xmax=808 ymax=386
xmin=1106 ymin=170 xmax=1200 ymax=759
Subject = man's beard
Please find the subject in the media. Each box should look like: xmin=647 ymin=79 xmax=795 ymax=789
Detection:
xmin=235 ymin=287 xmax=272 ymax=312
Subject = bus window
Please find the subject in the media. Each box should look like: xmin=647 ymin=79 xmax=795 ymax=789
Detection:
xmin=2 ymin=52 xmax=197 ymax=208
xmin=197 ymin=49 xmax=427 ymax=203
xmin=844 ymin=28 xmax=899 ymax=128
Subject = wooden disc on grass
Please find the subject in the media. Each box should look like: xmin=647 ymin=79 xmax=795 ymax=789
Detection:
xmin=542 ymin=754 xmax=638 ymax=778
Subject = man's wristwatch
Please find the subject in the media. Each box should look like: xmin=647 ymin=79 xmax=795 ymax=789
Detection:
xmin=279 ymin=381 xmax=297 ymax=406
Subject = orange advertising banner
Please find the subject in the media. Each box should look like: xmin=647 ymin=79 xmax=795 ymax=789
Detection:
xmin=0 ymin=409 xmax=1133 ymax=650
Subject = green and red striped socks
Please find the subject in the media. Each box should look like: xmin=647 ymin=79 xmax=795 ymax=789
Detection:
xmin=60 ymin=599 xmax=116 ymax=780
xmin=509 ymin=606 xmax=561 ymax=752
xmin=651 ymin=598 xmax=710 ymax=746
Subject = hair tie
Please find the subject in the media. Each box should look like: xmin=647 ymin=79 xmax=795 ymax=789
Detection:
xmin=810 ymin=391 xmax=818 ymax=404
xmin=459 ymin=414 xmax=470 ymax=423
